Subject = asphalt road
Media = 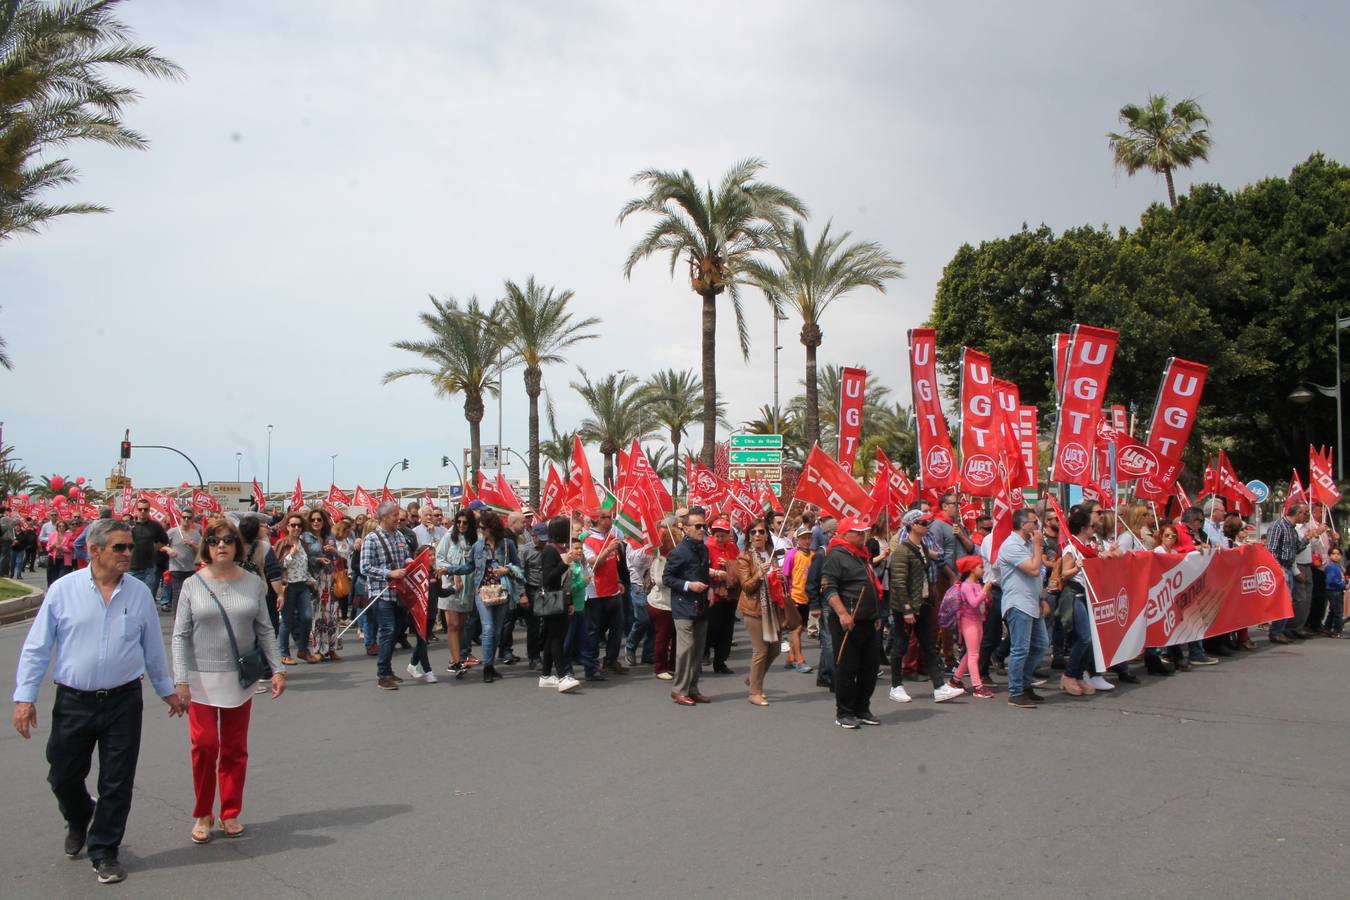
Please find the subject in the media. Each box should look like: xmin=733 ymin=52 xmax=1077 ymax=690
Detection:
xmin=2 ymin=591 xmax=1347 ymax=899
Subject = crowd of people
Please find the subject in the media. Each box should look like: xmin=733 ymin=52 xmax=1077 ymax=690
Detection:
xmin=4 ymin=486 xmax=1343 ymax=884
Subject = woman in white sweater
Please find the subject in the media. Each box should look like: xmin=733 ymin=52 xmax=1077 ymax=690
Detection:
xmin=172 ymin=517 xmax=285 ymax=845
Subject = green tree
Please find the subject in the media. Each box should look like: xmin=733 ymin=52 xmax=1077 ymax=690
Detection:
xmin=747 ymin=220 xmax=903 ymax=444
xmin=639 ymin=368 xmax=724 ymax=505
xmin=571 ymin=368 xmax=651 ymax=487
xmin=0 ymin=307 xmax=11 ymax=369
xmin=0 ymin=443 xmax=28 ymax=499
xmin=538 ymin=400 xmax=579 ymax=471
xmin=1 ymin=0 xmax=183 ymax=240
xmin=383 ymin=296 xmax=507 ymax=485
xmin=618 ymin=158 xmax=807 ymax=467
xmin=496 ymin=276 xmax=600 ymax=510
xmin=1107 ymin=94 xmax=1213 ymax=209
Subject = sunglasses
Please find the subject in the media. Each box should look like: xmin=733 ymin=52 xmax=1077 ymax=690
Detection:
xmin=135 ymin=507 xmax=150 ymax=512
xmin=913 ymin=518 xmax=932 ymax=527
xmin=106 ymin=542 xmax=133 ymax=553
xmin=206 ymin=534 xmax=237 ymax=547
xmin=287 ymin=522 xmax=302 ymax=529
xmin=750 ymin=529 xmax=768 ymax=535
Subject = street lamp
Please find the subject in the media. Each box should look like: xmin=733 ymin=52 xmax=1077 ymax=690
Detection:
xmin=235 ymin=452 xmax=242 ymax=481
xmin=1289 ymin=381 xmax=1342 ymax=481
xmin=330 ymin=453 xmax=338 ymax=484
xmin=266 ymin=425 xmax=273 ymax=495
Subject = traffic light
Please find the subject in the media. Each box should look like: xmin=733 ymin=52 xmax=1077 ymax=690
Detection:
xmin=400 ymin=458 xmax=409 ymax=471
xmin=441 ymin=456 xmax=449 ymax=467
xmin=120 ymin=440 xmax=131 ymax=460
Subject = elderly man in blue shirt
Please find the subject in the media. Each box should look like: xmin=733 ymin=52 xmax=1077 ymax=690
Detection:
xmin=12 ymin=517 xmax=185 ymax=885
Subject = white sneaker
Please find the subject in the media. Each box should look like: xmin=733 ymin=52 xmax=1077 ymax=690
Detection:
xmin=538 ymin=675 xmax=560 ymax=687
xmin=655 ymin=671 xmax=674 ymax=681
xmin=1086 ymin=674 xmax=1114 ymax=691
xmin=406 ymin=663 xmax=422 ymax=681
xmin=422 ymin=669 xmax=437 ymax=683
xmin=557 ymin=675 xmax=581 ymax=693
xmin=888 ymin=685 xmax=912 ymax=703
xmin=934 ymin=683 xmax=965 ymax=703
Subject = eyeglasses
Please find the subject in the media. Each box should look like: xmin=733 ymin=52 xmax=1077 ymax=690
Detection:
xmin=206 ymin=534 xmax=238 ymax=547
xmin=106 ymin=542 xmax=133 ymax=553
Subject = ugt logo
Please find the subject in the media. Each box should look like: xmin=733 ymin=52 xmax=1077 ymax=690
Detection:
xmin=1059 ymin=442 xmax=1089 ymax=477
xmin=926 ymin=447 xmax=953 ymax=480
xmin=963 ymin=454 xmax=996 ymax=488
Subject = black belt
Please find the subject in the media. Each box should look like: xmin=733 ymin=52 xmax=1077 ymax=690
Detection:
xmin=56 ymin=678 xmax=141 ymax=700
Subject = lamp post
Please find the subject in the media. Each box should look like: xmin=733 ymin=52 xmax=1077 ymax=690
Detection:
xmin=1290 ymin=381 xmax=1343 ymax=481
xmin=330 ymin=453 xmax=338 ymax=484
xmin=235 ymin=452 xmax=242 ymax=481
xmin=266 ymin=425 xmax=273 ymax=495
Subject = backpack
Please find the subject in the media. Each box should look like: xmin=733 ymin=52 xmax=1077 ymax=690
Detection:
xmin=937 ymin=581 xmax=964 ymax=631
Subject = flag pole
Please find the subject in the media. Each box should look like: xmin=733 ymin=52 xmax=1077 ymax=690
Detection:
xmin=776 ymin=496 xmax=798 ymax=541
xmin=336 ymin=585 xmax=391 ymax=642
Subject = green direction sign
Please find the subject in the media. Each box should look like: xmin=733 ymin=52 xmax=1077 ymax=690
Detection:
xmin=728 ymin=449 xmax=783 ymax=465
xmin=729 ymin=434 xmax=783 ymax=449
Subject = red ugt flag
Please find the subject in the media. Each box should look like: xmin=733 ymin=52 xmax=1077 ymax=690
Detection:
xmin=289 ymin=478 xmax=304 ymax=511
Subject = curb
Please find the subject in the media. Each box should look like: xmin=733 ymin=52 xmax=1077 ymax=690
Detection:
xmin=0 ymin=580 xmax=44 ymax=627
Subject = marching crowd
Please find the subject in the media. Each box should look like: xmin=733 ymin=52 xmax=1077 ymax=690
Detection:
xmin=4 ymin=488 xmax=1342 ymax=884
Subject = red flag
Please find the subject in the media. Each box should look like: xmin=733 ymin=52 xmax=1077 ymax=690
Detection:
xmin=568 ymin=436 xmax=601 ymax=512
xmin=959 ymin=496 xmax=984 ymax=532
xmin=252 ymin=479 xmax=265 ymax=512
xmin=1048 ymin=325 xmax=1119 ymax=487
xmin=539 ymin=465 xmax=566 ymax=519
xmin=328 ymin=484 xmax=352 ymax=506
xmin=1309 ymin=446 xmax=1339 ymax=507
xmin=868 ymin=476 xmax=890 ymax=523
xmin=395 ymin=547 xmax=433 ymax=638
xmin=1173 ymin=480 xmax=1194 ymax=513
xmin=1052 ymin=332 xmax=1071 ymax=404
xmin=323 ymin=500 xmax=346 ymax=522
xmin=873 ymin=449 xmax=914 ymax=524
xmin=989 ymin=478 xmax=1014 ymax=563
xmin=758 ymin=480 xmax=784 ymax=515
xmin=140 ymin=491 xmax=173 ymax=527
xmin=793 ymin=444 xmax=874 ymax=521
xmin=622 ymin=440 xmax=673 ymax=513
xmin=992 ymin=379 xmax=1029 ymax=489
xmin=290 ymin=478 xmax=304 ymax=511
xmin=908 ymin=328 xmax=958 ymax=490
xmin=1202 ymin=456 xmax=1219 ymax=498
xmin=164 ymin=496 xmax=183 ymax=530
xmin=686 ymin=458 xmax=726 ymax=510
xmin=494 ymin=472 xmax=524 ymax=511
xmin=122 ymin=482 xmax=137 ymax=518
xmin=1135 ymin=358 xmax=1208 ymax=501
xmin=379 ymin=484 xmax=394 ymax=504
xmin=352 ymin=485 xmax=378 ymax=513
xmin=1285 ymin=469 xmax=1306 ymax=514
xmin=460 ymin=475 xmax=477 ymax=507
xmin=958 ymin=348 xmax=999 ymax=497
xmin=837 ymin=366 xmax=867 ymax=469
xmin=1110 ymin=404 xmax=1128 ymax=434
xmin=192 ymin=487 xmax=222 ymax=516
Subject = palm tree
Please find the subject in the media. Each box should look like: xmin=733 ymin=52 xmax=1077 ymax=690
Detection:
xmin=1 ymin=0 xmax=184 ymax=241
xmin=1107 ymin=94 xmax=1213 ymax=209
xmin=0 ymin=308 xmax=11 ymax=370
xmin=571 ymin=368 xmax=650 ymax=487
xmin=495 ymin=276 xmax=600 ymax=510
xmin=383 ymin=296 xmax=507 ymax=485
xmin=618 ymin=158 xmax=807 ymax=467
xmin=538 ymin=395 xmax=579 ymax=471
xmin=643 ymin=444 xmax=683 ymax=497
xmin=789 ymin=365 xmax=893 ymax=455
xmin=747 ymin=220 xmax=903 ymax=444
xmin=0 ymin=443 xmax=28 ymax=499
xmin=639 ymin=368 xmax=724 ymax=504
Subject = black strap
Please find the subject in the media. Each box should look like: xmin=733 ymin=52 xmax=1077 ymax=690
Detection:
xmin=195 ymin=574 xmax=245 ymax=666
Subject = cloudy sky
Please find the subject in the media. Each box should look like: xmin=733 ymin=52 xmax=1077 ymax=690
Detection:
xmin=5 ymin=0 xmax=1347 ymax=494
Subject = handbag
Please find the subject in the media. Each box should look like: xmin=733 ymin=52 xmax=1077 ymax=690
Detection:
xmin=478 ymin=584 xmax=507 ymax=607
xmin=332 ymin=566 xmax=351 ymax=599
xmin=199 ymin=577 xmax=268 ymax=689
xmin=533 ymin=588 xmax=567 ymax=616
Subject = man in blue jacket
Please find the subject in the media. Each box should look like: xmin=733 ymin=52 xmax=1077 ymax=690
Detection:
xmin=663 ymin=509 xmax=712 ymax=705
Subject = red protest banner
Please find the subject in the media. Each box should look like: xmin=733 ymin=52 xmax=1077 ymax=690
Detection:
xmin=289 ymin=478 xmax=304 ymax=511
xmin=958 ymin=348 xmax=999 ymax=497
xmin=794 ymin=444 xmax=874 ymax=520
xmin=379 ymin=485 xmax=394 ymax=504
xmin=1048 ymin=325 xmax=1118 ymax=487
xmin=686 ymin=458 xmax=725 ymax=510
xmin=908 ymin=328 xmax=957 ymax=491
xmin=568 ymin=436 xmax=601 ymax=512
xmin=323 ymin=500 xmax=346 ymax=522
xmin=1310 ymin=446 xmax=1339 ymax=507
xmin=1083 ymin=544 xmax=1292 ymax=670
xmin=252 ymin=479 xmax=265 ymax=512
xmin=837 ymin=366 xmax=867 ymax=469
xmin=1135 ymin=358 xmax=1208 ymax=501
xmin=329 ymin=484 xmax=352 ymax=507
xmin=192 ymin=488 xmax=222 ymax=516
xmin=992 ymin=379 xmax=1028 ymax=489
xmin=1016 ymin=406 xmax=1038 ymax=489
xmin=1052 ymin=332 xmax=1070 ymax=403
xmin=395 ymin=547 xmax=433 ymax=638
xmin=539 ymin=465 xmax=566 ymax=519
xmin=352 ymin=485 xmax=378 ymax=513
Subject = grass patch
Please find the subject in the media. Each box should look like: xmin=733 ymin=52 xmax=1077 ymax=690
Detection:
xmin=0 ymin=579 xmax=35 ymax=602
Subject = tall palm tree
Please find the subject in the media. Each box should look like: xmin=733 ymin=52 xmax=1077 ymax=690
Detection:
xmin=1107 ymin=94 xmax=1213 ymax=209
xmin=618 ymin=158 xmax=807 ymax=467
xmin=495 ymin=276 xmax=600 ymax=510
xmin=571 ymin=368 xmax=650 ymax=487
xmin=0 ymin=443 xmax=27 ymax=499
xmin=643 ymin=444 xmax=683 ymax=497
xmin=0 ymin=308 xmax=11 ymax=370
xmin=383 ymin=295 xmax=508 ymax=485
xmin=1 ymin=0 xmax=184 ymax=241
xmin=639 ymin=368 xmax=724 ymax=504
xmin=789 ymin=364 xmax=893 ymax=455
xmin=747 ymin=220 xmax=903 ymax=444
xmin=538 ymin=395 xmax=579 ymax=471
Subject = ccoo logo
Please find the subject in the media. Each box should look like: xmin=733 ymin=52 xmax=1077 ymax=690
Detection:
xmin=1059 ymin=442 xmax=1089 ymax=477
xmin=926 ymin=447 xmax=954 ymax=480
xmin=1242 ymin=566 xmax=1278 ymax=598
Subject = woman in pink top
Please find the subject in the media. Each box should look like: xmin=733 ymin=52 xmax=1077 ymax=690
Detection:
xmin=45 ymin=520 xmax=68 ymax=585
xmin=950 ymin=555 xmax=993 ymax=699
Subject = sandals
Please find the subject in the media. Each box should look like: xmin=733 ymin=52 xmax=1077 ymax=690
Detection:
xmin=190 ymin=819 xmax=213 ymax=844
xmin=220 ymin=818 xmax=245 ymax=838
xmin=747 ymin=695 xmax=769 ymax=707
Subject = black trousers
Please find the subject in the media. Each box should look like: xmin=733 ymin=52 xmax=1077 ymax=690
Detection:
xmin=978 ymin=584 xmax=1004 ymax=679
xmin=586 ymin=594 xmax=623 ymax=665
xmin=540 ymin=612 xmax=568 ymax=678
xmin=893 ymin=603 xmax=944 ymax=689
xmin=828 ymin=613 xmax=879 ymax=718
xmin=46 ymin=685 xmax=144 ymax=864
xmin=500 ymin=597 xmax=541 ymax=660
xmin=1308 ymin=566 xmax=1328 ymax=635
xmin=705 ymin=601 xmax=736 ymax=666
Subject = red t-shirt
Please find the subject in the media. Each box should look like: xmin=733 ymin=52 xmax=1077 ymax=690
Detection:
xmin=584 ymin=532 xmax=622 ymax=597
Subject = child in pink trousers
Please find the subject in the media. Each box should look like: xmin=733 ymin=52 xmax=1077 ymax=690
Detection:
xmin=950 ymin=555 xmax=993 ymax=699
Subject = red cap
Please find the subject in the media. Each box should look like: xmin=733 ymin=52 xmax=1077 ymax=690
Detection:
xmin=710 ymin=518 xmax=731 ymax=532
xmin=838 ymin=515 xmax=872 ymax=533
xmin=956 ymin=554 xmax=982 ymax=575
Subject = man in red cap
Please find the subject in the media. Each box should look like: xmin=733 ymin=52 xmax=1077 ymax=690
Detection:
xmin=582 ymin=508 xmax=629 ymax=680
xmin=821 ymin=515 xmax=884 ymax=728
xmin=704 ymin=518 xmax=740 ymax=675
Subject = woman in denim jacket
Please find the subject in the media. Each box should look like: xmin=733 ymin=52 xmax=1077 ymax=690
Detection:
xmin=470 ymin=511 xmax=524 ymax=683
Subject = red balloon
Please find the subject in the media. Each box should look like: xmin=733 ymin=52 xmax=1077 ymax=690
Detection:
xmin=75 ymin=476 xmax=86 ymax=485
xmin=50 ymin=475 xmax=65 ymax=491
xmin=52 ymin=495 xmax=68 ymax=506
xmin=181 ymin=481 xmax=190 ymax=488
xmin=17 ymin=493 xmax=28 ymax=501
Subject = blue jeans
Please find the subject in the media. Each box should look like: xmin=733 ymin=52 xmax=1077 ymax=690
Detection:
xmin=11 ymin=548 xmax=24 ymax=579
xmin=129 ymin=567 xmax=158 ymax=599
xmin=562 ymin=610 xmax=588 ymax=675
xmin=374 ymin=599 xmax=398 ymax=678
xmin=1187 ymin=640 xmax=1207 ymax=661
xmin=1270 ymin=567 xmax=1296 ymax=637
xmin=817 ymin=609 xmax=834 ymax=678
xmin=625 ymin=588 xmax=655 ymax=659
xmin=475 ymin=597 xmax=509 ymax=666
xmin=282 ymin=582 xmax=314 ymax=655
xmin=1066 ymin=590 xmax=1093 ymax=679
xmin=1006 ymin=608 xmax=1048 ymax=696
xmin=1325 ymin=589 xmax=1345 ymax=633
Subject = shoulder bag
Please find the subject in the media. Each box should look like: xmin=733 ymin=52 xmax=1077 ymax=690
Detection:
xmin=198 ymin=576 xmax=267 ymax=689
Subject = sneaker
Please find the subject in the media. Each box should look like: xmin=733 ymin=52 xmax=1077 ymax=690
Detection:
xmin=584 ymin=672 xmax=608 ymax=682
xmin=538 ymin=675 xmax=560 ymax=688
xmin=934 ymin=683 xmax=964 ymax=703
xmin=1007 ymin=693 xmax=1037 ymax=709
xmin=795 ymin=662 xmax=814 ymax=674
xmin=557 ymin=675 xmax=581 ymax=693
xmin=972 ymin=685 xmax=994 ymax=699
xmin=1060 ymin=674 xmax=1084 ymax=696
xmin=783 ymin=659 xmax=796 ymax=670
xmin=655 ymin=671 xmax=674 ymax=681
xmin=93 ymin=859 xmax=126 ymax=884
xmin=406 ymin=663 xmax=422 ymax=681
xmin=623 ymin=649 xmax=638 ymax=668
xmin=1086 ymin=674 xmax=1114 ymax=691
xmin=835 ymin=716 xmax=860 ymax=729
xmin=1024 ymin=688 xmax=1046 ymax=703
xmin=1189 ymin=655 xmax=1219 ymax=666
xmin=65 ymin=821 xmax=88 ymax=859
xmin=888 ymin=685 xmax=912 ymax=703
xmin=856 ymin=712 xmax=881 ymax=726
xmin=1030 ymin=677 xmax=1048 ymax=687
xmin=422 ymin=669 xmax=438 ymax=683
